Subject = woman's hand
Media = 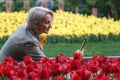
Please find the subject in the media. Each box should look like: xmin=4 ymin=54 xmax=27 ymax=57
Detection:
xmin=75 ymin=49 xmax=84 ymax=56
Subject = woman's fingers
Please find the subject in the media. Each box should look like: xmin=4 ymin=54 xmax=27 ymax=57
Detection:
xmin=80 ymin=49 xmax=84 ymax=56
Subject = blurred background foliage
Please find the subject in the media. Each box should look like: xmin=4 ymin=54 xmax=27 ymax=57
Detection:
xmin=83 ymin=0 xmax=120 ymax=20
xmin=0 ymin=0 xmax=120 ymax=20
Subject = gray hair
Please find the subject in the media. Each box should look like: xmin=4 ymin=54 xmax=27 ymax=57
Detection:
xmin=26 ymin=6 xmax=54 ymax=31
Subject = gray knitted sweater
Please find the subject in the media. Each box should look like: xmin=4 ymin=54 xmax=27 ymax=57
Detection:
xmin=0 ymin=24 xmax=46 ymax=63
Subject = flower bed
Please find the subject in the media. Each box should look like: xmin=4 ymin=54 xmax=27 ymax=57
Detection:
xmin=1 ymin=11 xmax=120 ymax=42
xmin=0 ymin=52 xmax=120 ymax=80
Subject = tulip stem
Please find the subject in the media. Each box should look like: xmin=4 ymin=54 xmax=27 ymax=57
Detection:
xmin=3 ymin=76 xmax=8 ymax=80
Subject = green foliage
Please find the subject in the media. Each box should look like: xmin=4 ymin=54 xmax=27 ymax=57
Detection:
xmin=86 ymin=0 xmax=95 ymax=6
xmin=1 ymin=40 xmax=120 ymax=57
xmin=1 ymin=33 xmax=120 ymax=44
xmin=64 ymin=0 xmax=79 ymax=8
xmin=30 ymin=0 xmax=36 ymax=7
xmin=85 ymin=0 xmax=106 ymax=7
xmin=0 ymin=1 xmax=5 ymax=12
xmin=108 ymin=33 xmax=120 ymax=41
xmin=44 ymin=33 xmax=120 ymax=43
xmin=85 ymin=0 xmax=120 ymax=19
xmin=43 ymin=41 xmax=120 ymax=57
xmin=12 ymin=0 xmax=24 ymax=11
xmin=12 ymin=0 xmax=36 ymax=11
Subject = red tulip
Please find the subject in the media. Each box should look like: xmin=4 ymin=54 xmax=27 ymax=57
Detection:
xmin=86 ymin=60 xmax=99 ymax=73
xmin=0 ymin=64 xmax=3 ymax=76
xmin=23 ymin=55 xmax=34 ymax=64
xmin=110 ymin=63 xmax=118 ymax=73
xmin=17 ymin=69 xmax=27 ymax=80
xmin=38 ymin=57 xmax=49 ymax=64
xmin=54 ymin=76 xmax=64 ymax=80
xmin=76 ymin=66 xmax=91 ymax=80
xmin=33 ymin=69 xmax=41 ymax=75
xmin=3 ymin=56 xmax=14 ymax=64
xmin=101 ymin=60 xmax=111 ymax=74
xmin=70 ymin=71 xmax=82 ymax=80
xmin=26 ymin=64 xmax=35 ymax=73
xmin=69 ymin=59 xmax=83 ymax=70
xmin=60 ymin=63 xmax=71 ymax=74
xmin=55 ymin=54 xmax=70 ymax=64
xmin=18 ymin=61 xmax=27 ymax=70
xmin=73 ymin=52 xmax=81 ymax=60
xmin=2 ymin=66 xmax=12 ymax=77
xmin=29 ymin=71 xmax=39 ymax=80
xmin=50 ymin=63 xmax=61 ymax=76
xmin=92 ymin=75 xmax=110 ymax=80
xmin=9 ymin=76 xmax=22 ymax=80
xmin=40 ymin=68 xmax=50 ymax=79
xmin=99 ymin=56 xmax=109 ymax=65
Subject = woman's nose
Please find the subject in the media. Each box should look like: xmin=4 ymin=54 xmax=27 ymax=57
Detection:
xmin=48 ymin=23 xmax=52 ymax=28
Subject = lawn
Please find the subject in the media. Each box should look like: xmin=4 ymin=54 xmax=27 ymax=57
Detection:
xmin=1 ymin=41 xmax=120 ymax=57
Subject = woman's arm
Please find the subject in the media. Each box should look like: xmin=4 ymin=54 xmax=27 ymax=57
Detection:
xmin=24 ymin=42 xmax=46 ymax=61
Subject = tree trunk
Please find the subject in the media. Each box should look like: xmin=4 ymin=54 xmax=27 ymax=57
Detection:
xmin=106 ymin=5 xmax=114 ymax=19
xmin=23 ymin=0 xmax=30 ymax=12
xmin=92 ymin=6 xmax=98 ymax=17
xmin=75 ymin=6 xmax=79 ymax=13
xmin=116 ymin=8 xmax=120 ymax=20
xmin=6 ymin=0 xmax=12 ymax=12
xmin=58 ymin=0 xmax=64 ymax=10
xmin=41 ymin=0 xmax=48 ymax=8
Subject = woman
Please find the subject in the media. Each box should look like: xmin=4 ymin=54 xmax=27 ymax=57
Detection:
xmin=0 ymin=7 xmax=84 ymax=63
xmin=0 ymin=7 xmax=54 ymax=62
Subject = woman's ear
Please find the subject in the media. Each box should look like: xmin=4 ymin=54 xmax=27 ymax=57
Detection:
xmin=35 ymin=22 xmax=38 ymax=28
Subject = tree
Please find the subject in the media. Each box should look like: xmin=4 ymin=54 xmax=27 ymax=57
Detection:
xmin=64 ymin=0 xmax=79 ymax=12
xmin=105 ymin=0 xmax=120 ymax=20
xmin=85 ymin=0 xmax=120 ymax=20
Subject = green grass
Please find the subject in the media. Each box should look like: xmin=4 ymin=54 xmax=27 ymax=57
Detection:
xmin=1 ymin=41 xmax=120 ymax=57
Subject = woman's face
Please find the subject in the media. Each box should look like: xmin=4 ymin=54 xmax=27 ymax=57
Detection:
xmin=36 ymin=13 xmax=53 ymax=35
